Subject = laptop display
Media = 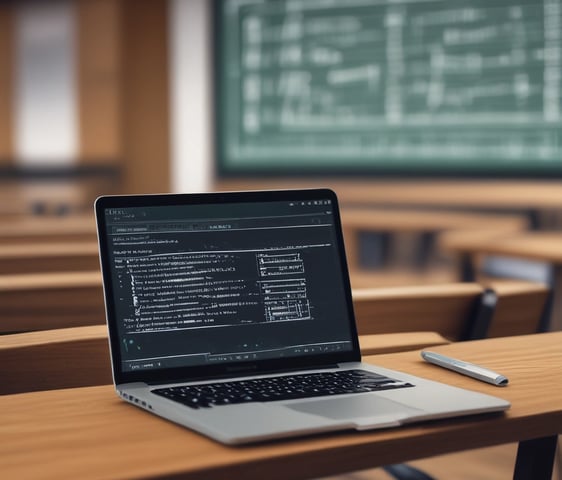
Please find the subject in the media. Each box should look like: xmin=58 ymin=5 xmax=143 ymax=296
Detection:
xmin=97 ymin=189 xmax=360 ymax=384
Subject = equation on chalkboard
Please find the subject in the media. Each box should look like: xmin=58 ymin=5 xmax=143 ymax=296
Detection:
xmin=214 ymin=0 xmax=562 ymax=176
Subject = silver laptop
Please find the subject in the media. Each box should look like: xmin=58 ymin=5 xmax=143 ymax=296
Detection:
xmin=95 ymin=189 xmax=509 ymax=445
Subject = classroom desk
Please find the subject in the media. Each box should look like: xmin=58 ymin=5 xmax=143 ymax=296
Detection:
xmin=340 ymin=207 xmax=526 ymax=270
xmin=2 ymin=332 xmax=560 ymax=480
xmin=0 ymin=215 xmax=96 ymax=244
xmin=0 ymin=271 xmax=104 ymax=333
xmin=440 ymin=230 xmax=562 ymax=331
xmin=0 ymin=181 xmax=100 ymax=217
xmin=218 ymin=180 xmax=562 ymax=227
xmin=0 ymin=241 xmax=100 ymax=274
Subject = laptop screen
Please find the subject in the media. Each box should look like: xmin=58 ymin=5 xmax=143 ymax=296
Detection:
xmin=96 ymin=190 xmax=360 ymax=383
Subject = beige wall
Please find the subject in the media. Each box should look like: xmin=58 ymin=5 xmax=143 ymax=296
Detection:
xmin=77 ymin=0 xmax=121 ymax=164
xmin=0 ymin=0 xmax=172 ymax=201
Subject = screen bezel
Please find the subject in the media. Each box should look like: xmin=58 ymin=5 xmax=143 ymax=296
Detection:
xmin=95 ymin=189 xmax=361 ymax=385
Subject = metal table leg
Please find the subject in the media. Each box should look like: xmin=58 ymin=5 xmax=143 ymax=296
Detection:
xmin=513 ymin=435 xmax=558 ymax=480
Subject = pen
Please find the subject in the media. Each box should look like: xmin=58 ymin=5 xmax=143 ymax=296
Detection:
xmin=421 ymin=351 xmax=509 ymax=387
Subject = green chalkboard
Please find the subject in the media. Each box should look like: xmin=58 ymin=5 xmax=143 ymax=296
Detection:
xmin=214 ymin=0 xmax=562 ymax=177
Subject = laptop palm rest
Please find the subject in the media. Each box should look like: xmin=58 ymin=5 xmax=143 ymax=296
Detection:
xmin=287 ymin=395 xmax=425 ymax=426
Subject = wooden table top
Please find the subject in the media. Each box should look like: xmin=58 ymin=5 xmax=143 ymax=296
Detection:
xmin=1 ymin=332 xmax=561 ymax=480
xmin=0 ymin=215 xmax=96 ymax=243
xmin=440 ymin=230 xmax=562 ymax=264
xmin=0 ymin=241 xmax=99 ymax=258
xmin=340 ymin=207 xmax=526 ymax=232
xmin=0 ymin=270 xmax=102 ymax=291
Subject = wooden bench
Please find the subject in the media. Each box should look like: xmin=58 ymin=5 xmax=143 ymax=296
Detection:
xmin=439 ymin=229 xmax=562 ymax=332
xmin=340 ymin=207 xmax=527 ymax=274
xmin=1 ymin=271 xmax=548 ymax=337
xmin=0 ymin=242 xmax=100 ymax=274
xmin=0 ymin=181 xmax=95 ymax=217
xmin=0 ymin=326 xmax=450 ymax=395
xmin=0 ymin=281 xmax=549 ymax=395
xmin=353 ymin=280 xmax=549 ymax=340
xmin=0 ymin=271 xmax=104 ymax=333
xmin=0 ymin=325 xmax=113 ymax=394
xmin=0 ymin=215 xmax=96 ymax=244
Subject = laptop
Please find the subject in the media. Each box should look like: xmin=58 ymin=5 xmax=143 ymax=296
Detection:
xmin=95 ymin=188 xmax=509 ymax=445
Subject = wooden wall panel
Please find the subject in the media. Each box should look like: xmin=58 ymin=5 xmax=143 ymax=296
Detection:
xmin=0 ymin=4 xmax=14 ymax=163
xmin=119 ymin=0 xmax=170 ymax=194
xmin=77 ymin=0 xmax=121 ymax=163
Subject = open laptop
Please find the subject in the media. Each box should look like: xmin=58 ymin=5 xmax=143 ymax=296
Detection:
xmin=95 ymin=189 xmax=509 ymax=445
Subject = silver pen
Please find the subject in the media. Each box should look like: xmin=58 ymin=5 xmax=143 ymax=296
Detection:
xmin=421 ymin=351 xmax=509 ymax=387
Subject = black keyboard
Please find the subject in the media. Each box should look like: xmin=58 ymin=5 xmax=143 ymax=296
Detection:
xmin=152 ymin=369 xmax=414 ymax=409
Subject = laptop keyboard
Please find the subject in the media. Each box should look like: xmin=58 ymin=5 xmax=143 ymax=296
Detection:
xmin=151 ymin=369 xmax=414 ymax=409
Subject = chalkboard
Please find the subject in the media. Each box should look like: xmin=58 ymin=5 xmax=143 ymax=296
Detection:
xmin=214 ymin=0 xmax=562 ymax=177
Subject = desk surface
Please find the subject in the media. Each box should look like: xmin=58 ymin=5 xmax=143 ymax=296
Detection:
xmin=0 ymin=215 xmax=96 ymax=244
xmin=0 ymin=241 xmax=99 ymax=258
xmin=0 ymin=242 xmax=100 ymax=274
xmin=340 ymin=207 xmax=527 ymax=232
xmin=2 ymin=332 xmax=561 ymax=480
xmin=440 ymin=230 xmax=562 ymax=264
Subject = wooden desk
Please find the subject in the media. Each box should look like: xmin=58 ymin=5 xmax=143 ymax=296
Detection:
xmin=0 ymin=215 xmax=96 ymax=244
xmin=340 ymin=207 xmax=526 ymax=271
xmin=0 ymin=271 xmax=104 ymax=333
xmin=0 ymin=327 xmax=449 ymax=395
xmin=0 ymin=181 xmax=102 ymax=217
xmin=1 ymin=333 xmax=560 ymax=479
xmin=440 ymin=230 xmax=562 ymax=331
xmin=0 ymin=241 xmax=100 ymax=274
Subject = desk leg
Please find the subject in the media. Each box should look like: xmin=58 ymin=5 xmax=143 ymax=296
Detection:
xmin=414 ymin=232 xmax=434 ymax=271
xmin=457 ymin=253 xmax=476 ymax=282
xmin=549 ymin=267 xmax=562 ymax=332
xmin=513 ymin=435 xmax=557 ymax=480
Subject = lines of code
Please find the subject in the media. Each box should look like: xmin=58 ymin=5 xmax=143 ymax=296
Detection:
xmin=117 ymin=247 xmax=317 ymax=333
xmin=103 ymin=199 xmax=357 ymax=371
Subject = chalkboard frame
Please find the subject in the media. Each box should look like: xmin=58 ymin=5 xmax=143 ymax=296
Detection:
xmin=212 ymin=0 xmax=562 ymax=179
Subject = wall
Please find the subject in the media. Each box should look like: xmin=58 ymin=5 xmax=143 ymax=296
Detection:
xmin=169 ymin=0 xmax=213 ymax=193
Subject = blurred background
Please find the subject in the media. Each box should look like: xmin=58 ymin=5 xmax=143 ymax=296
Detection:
xmin=1 ymin=0 xmax=562 ymax=288
xmin=2 ymin=4 xmax=561 ymax=477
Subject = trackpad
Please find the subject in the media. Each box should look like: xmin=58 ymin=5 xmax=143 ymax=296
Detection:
xmin=287 ymin=394 xmax=424 ymax=420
